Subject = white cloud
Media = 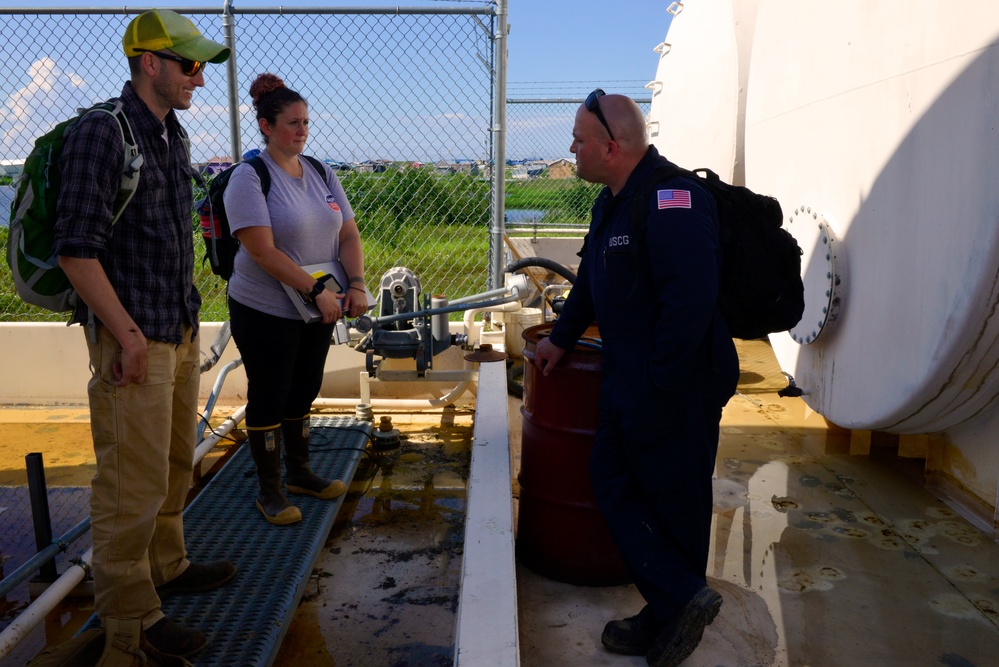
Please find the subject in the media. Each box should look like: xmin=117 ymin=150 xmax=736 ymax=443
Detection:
xmin=1 ymin=58 xmax=92 ymax=160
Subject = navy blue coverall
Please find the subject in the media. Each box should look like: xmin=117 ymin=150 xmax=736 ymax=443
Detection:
xmin=547 ymin=145 xmax=740 ymax=624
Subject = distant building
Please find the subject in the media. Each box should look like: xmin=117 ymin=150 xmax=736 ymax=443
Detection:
xmin=198 ymin=157 xmax=232 ymax=176
xmin=547 ymin=158 xmax=576 ymax=180
xmin=1 ymin=159 xmax=24 ymax=178
xmin=324 ymin=159 xmax=353 ymax=172
xmin=435 ymin=160 xmax=485 ymax=177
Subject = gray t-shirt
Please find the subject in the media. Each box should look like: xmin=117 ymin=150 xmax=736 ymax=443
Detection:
xmin=223 ymin=150 xmax=355 ymax=319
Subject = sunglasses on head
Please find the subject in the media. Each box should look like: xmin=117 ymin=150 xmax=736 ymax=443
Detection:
xmin=134 ymin=49 xmax=205 ymax=77
xmin=585 ymin=88 xmax=615 ymax=141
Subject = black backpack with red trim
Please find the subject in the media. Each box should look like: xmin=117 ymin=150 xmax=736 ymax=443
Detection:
xmin=196 ymin=155 xmax=324 ymax=279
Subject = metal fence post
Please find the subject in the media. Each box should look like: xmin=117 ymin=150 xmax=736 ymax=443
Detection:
xmin=488 ymin=0 xmax=508 ymax=290
xmin=223 ymin=0 xmax=242 ymax=164
xmin=26 ymin=452 xmax=58 ymax=582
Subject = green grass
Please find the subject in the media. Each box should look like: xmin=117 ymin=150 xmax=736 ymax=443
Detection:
xmin=505 ymin=178 xmax=578 ymax=209
xmin=2 ymin=223 xmax=490 ymax=323
xmin=1 ymin=169 xmax=601 ymax=323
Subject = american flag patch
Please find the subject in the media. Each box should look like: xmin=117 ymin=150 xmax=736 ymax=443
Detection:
xmin=657 ymin=189 xmax=691 ymax=209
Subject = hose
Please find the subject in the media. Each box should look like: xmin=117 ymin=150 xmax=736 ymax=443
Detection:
xmin=503 ymin=257 xmax=577 ymax=312
xmin=503 ymin=257 xmax=576 ymax=284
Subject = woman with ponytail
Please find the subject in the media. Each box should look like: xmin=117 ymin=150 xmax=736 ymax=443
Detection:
xmin=223 ymin=73 xmax=367 ymax=525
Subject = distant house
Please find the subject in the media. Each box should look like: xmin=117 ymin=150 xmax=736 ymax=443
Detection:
xmin=547 ymin=158 xmax=576 ymax=180
xmin=451 ymin=162 xmax=479 ymax=176
xmin=199 ymin=157 xmax=232 ymax=176
xmin=435 ymin=160 xmax=484 ymax=176
xmin=357 ymin=159 xmax=392 ymax=173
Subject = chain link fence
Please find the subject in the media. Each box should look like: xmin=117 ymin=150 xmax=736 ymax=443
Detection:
xmin=0 ymin=6 xmax=496 ymax=322
xmin=0 ymin=6 xmax=652 ymax=324
xmin=504 ymin=98 xmax=651 ymax=239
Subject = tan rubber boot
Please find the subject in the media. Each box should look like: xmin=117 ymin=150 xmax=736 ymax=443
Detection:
xmin=282 ymin=415 xmax=347 ymax=499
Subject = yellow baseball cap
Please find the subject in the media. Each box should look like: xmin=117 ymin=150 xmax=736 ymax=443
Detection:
xmin=122 ymin=9 xmax=230 ymax=64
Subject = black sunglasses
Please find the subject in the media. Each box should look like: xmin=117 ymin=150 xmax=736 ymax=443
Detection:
xmin=134 ymin=49 xmax=205 ymax=77
xmin=585 ymin=88 xmax=615 ymax=141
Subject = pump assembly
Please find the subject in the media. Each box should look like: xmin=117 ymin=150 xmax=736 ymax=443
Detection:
xmin=352 ymin=266 xmax=530 ymax=376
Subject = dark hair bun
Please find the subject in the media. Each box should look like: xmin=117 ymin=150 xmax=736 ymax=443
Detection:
xmin=249 ymin=73 xmax=286 ymax=108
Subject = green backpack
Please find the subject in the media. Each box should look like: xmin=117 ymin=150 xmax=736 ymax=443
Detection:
xmin=6 ymin=99 xmax=143 ymax=312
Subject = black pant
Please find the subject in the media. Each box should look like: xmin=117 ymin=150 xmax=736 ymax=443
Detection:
xmin=590 ymin=373 xmax=722 ymax=624
xmin=228 ymin=296 xmax=336 ymax=427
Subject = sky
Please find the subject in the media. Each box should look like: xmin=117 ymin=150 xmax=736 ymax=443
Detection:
xmin=14 ymin=0 xmax=673 ymax=98
xmin=1 ymin=1 xmax=675 ymax=164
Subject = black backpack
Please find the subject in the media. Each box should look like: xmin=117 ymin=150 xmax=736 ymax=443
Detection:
xmin=630 ymin=163 xmax=804 ymax=340
xmin=197 ymin=154 xmax=325 ymax=279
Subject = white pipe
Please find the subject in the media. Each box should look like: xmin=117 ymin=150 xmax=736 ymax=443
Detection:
xmin=0 ymin=549 xmax=92 ymax=660
xmin=312 ymin=390 xmax=470 ymax=412
xmin=194 ymin=404 xmax=247 ymax=464
xmin=313 ymin=359 xmax=478 ymax=411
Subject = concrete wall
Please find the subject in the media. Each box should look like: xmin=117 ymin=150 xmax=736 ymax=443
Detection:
xmin=0 ymin=322 xmax=477 ymax=405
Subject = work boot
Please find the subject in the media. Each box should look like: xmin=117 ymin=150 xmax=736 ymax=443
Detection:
xmin=156 ymin=559 xmax=237 ymax=597
xmin=282 ymin=415 xmax=347 ymax=499
xmin=248 ymin=426 xmax=302 ymax=525
xmin=144 ymin=616 xmax=208 ymax=660
xmin=94 ymin=617 xmax=144 ymax=667
xmin=646 ymin=585 xmax=723 ymax=667
xmin=601 ymin=604 xmax=660 ymax=655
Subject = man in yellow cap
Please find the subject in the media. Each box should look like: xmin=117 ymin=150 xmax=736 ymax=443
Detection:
xmin=54 ymin=9 xmax=234 ymax=663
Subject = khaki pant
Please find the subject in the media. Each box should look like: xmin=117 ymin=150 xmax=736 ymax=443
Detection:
xmin=86 ymin=324 xmax=200 ymax=628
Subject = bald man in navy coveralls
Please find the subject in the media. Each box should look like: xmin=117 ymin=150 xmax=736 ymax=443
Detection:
xmin=532 ymin=92 xmax=739 ymax=667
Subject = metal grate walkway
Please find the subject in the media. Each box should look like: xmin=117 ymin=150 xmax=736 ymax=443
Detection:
xmin=89 ymin=416 xmax=370 ymax=666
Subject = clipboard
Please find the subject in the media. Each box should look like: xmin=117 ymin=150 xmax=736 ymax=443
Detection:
xmin=281 ymin=260 xmax=375 ymax=323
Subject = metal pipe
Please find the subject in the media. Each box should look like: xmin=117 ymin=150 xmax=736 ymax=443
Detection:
xmin=366 ymin=276 xmax=528 ymax=328
xmin=373 ymin=289 xmax=522 ymax=328
xmin=222 ymin=0 xmax=242 ymax=165
xmin=0 ymin=520 xmax=90 ymax=599
xmin=0 ymin=549 xmax=92 ymax=660
xmin=26 ymin=453 xmax=57 ymax=582
xmin=198 ymin=358 xmax=244 ymax=439
xmin=506 ymin=98 xmax=652 ymax=104
xmin=195 ymin=405 xmax=247 ymax=464
xmin=488 ymin=0 xmax=509 ymax=290
xmin=0 ymin=7 xmax=496 ymax=17
xmin=447 ymin=285 xmax=512 ymax=305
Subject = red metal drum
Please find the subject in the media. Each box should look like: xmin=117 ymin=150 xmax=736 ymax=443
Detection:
xmin=517 ymin=323 xmax=630 ymax=585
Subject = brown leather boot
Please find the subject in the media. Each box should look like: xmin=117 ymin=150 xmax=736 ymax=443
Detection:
xmin=247 ymin=426 xmax=302 ymax=525
xmin=282 ymin=415 xmax=347 ymax=499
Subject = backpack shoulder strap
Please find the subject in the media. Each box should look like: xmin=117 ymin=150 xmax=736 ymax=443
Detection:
xmin=303 ymin=154 xmax=326 ymax=180
xmin=79 ymin=99 xmax=143 ymax=226
xmin=303 ymin=155 xmax=333 ymax=195
xmin=243 ymin=154 xmax=326 ymax=200
xmin=246 ymin=155 xmax=271 ymax=197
